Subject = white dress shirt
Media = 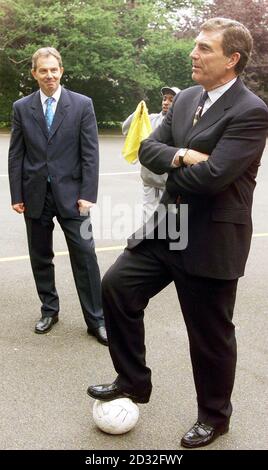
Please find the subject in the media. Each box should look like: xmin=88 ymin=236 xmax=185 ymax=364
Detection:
xmin=201 ymin=77 xmax=237 ymax=116
xmin=172 ymin=77 xmax=238 ymax=167
xmin=40 ymin=85 xmax=62 ymax=116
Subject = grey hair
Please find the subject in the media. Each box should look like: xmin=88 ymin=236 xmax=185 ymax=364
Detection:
xmin=201 ymin=17 xmax=253 ymax=74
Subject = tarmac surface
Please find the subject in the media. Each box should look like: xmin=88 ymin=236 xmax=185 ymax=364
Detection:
xmin=0 ymin=132 xmax=267 ymax=451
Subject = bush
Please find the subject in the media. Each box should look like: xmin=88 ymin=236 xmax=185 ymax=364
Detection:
xmin=97 ymin=121 xmax=122 ymax=129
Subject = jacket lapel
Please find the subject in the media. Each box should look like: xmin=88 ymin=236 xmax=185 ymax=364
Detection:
xmin=31 ymin=90 xmax=49 ymax=139
xmin=30 ymin=88 xmax=71 ymax=140
xmin=181 ymin=90 xmax=203 ymax=145
xmin=185 ymin=77 xmax=244 ymax=146
xmin=48 ymin=87 xmax=71 ymax=140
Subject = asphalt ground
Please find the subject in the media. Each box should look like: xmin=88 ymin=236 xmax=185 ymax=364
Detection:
xmin=0 ymin=133 xmax=267 ymax=451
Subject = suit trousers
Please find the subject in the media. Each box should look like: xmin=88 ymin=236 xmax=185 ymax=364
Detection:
xmin=102 ymin=239 xmax=238 ymax=426
xmin=24 ymin=184 xmax=104 ymax=329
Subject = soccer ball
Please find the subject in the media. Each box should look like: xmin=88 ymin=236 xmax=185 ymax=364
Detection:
xmin=92 ymin=398 xmax=139 ymax=434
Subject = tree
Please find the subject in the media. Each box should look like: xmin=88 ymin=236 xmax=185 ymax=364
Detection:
xmin=141 ymin=35 xmax=194 ymax=111
xmin=0 ymin=0 xmax=199 ymax=124
xmin=0 ymin=50 xmax=19 ymax=124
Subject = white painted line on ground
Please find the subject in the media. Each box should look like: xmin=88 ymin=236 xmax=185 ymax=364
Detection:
xmin=252 ymin=232 xmax=268 ymax=237
xmin=0 ymin=255 xmax=30 ymax=262
xmin=1 ymin=235 xmax=268 ymax=263
xmin=0 ymin=245 xmax=125 ymax=263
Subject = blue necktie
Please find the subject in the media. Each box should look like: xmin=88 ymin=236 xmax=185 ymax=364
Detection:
xmin=45 ymin=97 xmax=54 ymax=182
xmin=45 ymin=97 xmax=55 ymax=132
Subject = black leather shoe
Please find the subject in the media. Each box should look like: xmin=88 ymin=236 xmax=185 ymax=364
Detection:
xmin=34 ymin=315 xmax=59 ymax=334
xmin=181 ymin=421 xmax=229 ymax=448
xmin=87 ymin=325 xmax=108 ymax=346
xmin=87 ymin=381 xmax=149 ymax=404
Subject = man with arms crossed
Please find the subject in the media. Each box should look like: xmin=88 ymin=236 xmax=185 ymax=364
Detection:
xmin=88 ymin=19 xmax=268 ymax=446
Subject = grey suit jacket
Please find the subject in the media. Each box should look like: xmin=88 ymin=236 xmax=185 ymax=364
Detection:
xmin=129 ymin=78 xmax=268 ymax=280
xmin=8 ymin=87 xmax=99 ymax=218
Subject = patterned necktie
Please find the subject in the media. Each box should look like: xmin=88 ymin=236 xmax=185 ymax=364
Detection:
xmin=45 ymin=97 xmax=55 ymax=131
xmin=193 ymin=91 xmax=209 ymax=126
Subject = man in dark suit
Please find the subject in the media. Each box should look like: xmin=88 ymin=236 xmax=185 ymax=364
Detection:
xmin=8 ymin=47 xmax=107 ymax=345
xmin=87 ymin=18 xmax=268 ymax=446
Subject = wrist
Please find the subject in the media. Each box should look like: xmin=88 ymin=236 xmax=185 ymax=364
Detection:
xmin=172 ymin=148 xmax=188 ymax=167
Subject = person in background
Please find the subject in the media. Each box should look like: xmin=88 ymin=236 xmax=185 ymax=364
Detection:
xmin=87 ymin=18 xmax=268 ymax=447
xmin=8 ymin=47 xmax=108 ymax=346
xmin=122 ymin=86 xmax=180 ymax=222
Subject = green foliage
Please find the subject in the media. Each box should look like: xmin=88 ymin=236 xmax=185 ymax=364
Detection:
xmin=0 ymin=1 xmax=201 ymax=124
xmin=5 ymin=0 xmax=255 ymax=122
xmin=1 ymin=0 xmax=266 ymax=127
xmin=141 ymin=35 xmax=195 ymax=112
xmin=0 ymin=50 xmax=19 ymax=121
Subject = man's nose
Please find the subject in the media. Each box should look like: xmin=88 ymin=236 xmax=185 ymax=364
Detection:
xmin=46 ymin=70 xmax=53 ymax=78
xmin=190 ymin=46 xmax=198 ymax=59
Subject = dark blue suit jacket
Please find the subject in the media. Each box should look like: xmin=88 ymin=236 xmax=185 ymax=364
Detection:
xmin=8 ymin=87 xmax=99 ymax=218
xmin=136 ymin=78 xmax=268 ymax=279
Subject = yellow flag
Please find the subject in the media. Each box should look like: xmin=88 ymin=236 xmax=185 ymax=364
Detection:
xmin=122 ymin=100 xmax=152 ymax=164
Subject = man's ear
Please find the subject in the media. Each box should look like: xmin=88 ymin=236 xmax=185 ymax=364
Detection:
xmin=31 ymin=69 xmax=37 ymax=80
xmin=226 ymin=52 xmax=241 ymax=70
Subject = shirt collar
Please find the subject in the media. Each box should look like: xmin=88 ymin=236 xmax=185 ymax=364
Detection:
xmin=40 ymin=85 xmax=62 ymax=106
xmin=207 ymin=77 xmax=237 ymax=104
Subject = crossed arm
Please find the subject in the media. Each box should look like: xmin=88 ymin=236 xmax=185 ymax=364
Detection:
xmin=139 ymin=103 xmax=268 ymax=197
xmin=172 ymin=149 xmax=209 ymax=167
